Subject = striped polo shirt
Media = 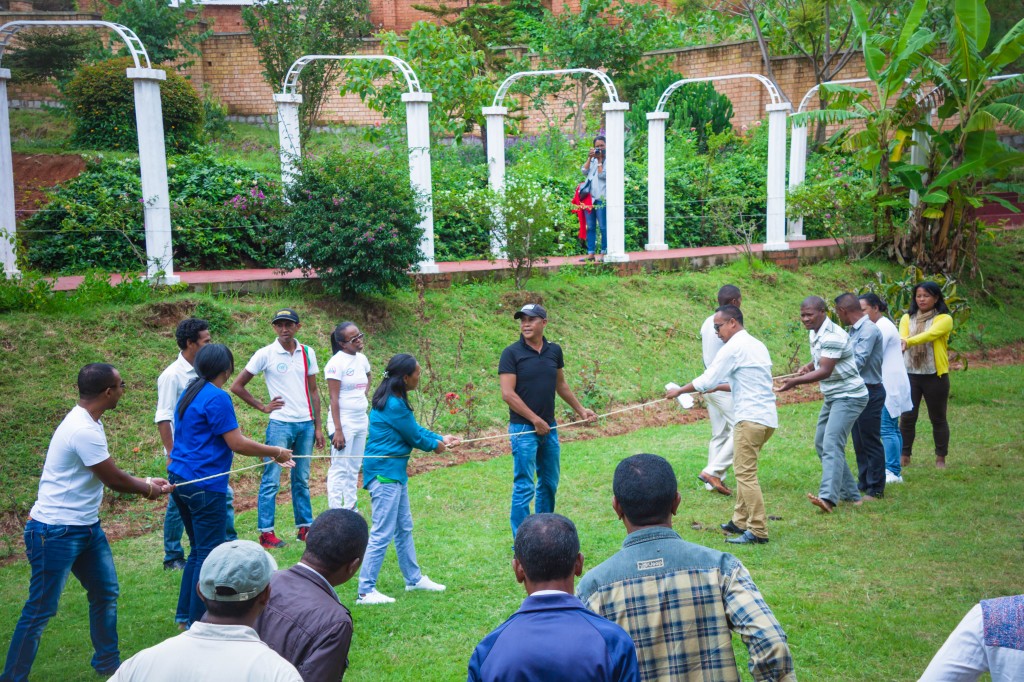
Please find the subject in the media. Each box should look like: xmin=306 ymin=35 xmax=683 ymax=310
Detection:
xmin=810 ymin=317 xmax=867 ymax=400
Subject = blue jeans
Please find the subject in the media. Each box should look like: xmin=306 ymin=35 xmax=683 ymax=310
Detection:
xmin=881 ymin=410 xmax=903 ymax=477
xmin=2 ymin=520 xmax=120 ymax=681
xmin=357 ymin=479 xmax=422 ymax=594
xmin=163 ymin=486 xmax=237 ymax=563
xmin=585 ymin=200 xmax=607 ymax=254
xmin=814 ymin=394 xmax=867 ymax=505
xmin=169 ymin=473 xmax=227 ymax=626
xmin=509 ymin=422 xmax=561 ymax=537
xmin=258 ymin=420 xmax=314 ymax=532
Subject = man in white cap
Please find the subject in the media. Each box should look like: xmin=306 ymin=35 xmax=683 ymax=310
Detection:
xmin=110 ymin=541 xmax=301 ymax=682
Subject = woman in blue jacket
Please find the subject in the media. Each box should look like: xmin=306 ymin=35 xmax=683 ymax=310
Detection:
xmin=356 ymin=353 xmax=458 ymax=605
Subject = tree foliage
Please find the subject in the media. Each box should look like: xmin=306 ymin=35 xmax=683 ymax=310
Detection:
xmin=102 ymin=0 xmax=213 ymax=69
xmin=3 ymin=28 xmax=98 ymax=88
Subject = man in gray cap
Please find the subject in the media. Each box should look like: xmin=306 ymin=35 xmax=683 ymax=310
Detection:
xmin=110 ymin=541 xmax=301 ymax=682
xmin=499 ymin=303 xmax=597 ymax=537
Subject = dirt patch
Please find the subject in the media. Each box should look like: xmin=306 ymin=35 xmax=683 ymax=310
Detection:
xmin=141 ymin=300 xmax=200 ymax=329
xmin=498 ymin=290 xmax=545 ymax=311
xmin=953 ymin=342 xmax=1024 ymax=370
xmin=309 ymin=297 xmax=395 ymax=335
xmin=13 ymin=153 xmax=87 ymax=220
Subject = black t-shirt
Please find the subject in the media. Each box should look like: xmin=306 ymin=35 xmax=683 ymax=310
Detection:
xmin=498 ymin=336 xmax=565 ymax=425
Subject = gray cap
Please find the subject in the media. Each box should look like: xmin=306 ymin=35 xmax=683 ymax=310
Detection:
xmin=198 ymin=540 xmax=277 ymax=602
xmin=513 ymin=303 xmax=547 ymax=320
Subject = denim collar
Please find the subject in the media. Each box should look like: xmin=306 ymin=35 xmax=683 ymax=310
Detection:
xmin=622 ymin=526 xmax=681 ymax=549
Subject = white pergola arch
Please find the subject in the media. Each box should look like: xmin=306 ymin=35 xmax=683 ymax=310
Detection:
xmin=483 ymin=68 xmax=631 ymax=262
xmin=0 ymin=21 xmax=177 ymax=281
xmin=646 ymin=74 xmax=791 ymax=253
xmin=274 ymin=55 xmax=438 ymax=274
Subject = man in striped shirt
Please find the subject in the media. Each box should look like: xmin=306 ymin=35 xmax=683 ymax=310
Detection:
xmin=576 ymin=454 xmax=796 ymax=682
xmin=779 ymin=296 xmax=867 ymax=513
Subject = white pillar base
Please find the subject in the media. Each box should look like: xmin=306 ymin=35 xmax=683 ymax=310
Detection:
xmin=645 ymin=243 xmax=669 ymax=251
xmin=414 ymin=263 xmax=440 ymax=274
xmin=602 ymin=253 xmax=630 ymax=263
xmin=763 ymin=241 xmax=792 ymax=251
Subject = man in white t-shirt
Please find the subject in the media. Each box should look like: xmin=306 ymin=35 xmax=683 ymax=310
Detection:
xmin=696 ymin=285 xmax=742 ymax=496
xmin=2 ymin=364 xmax=172 ymax=682
xmin=110 ymin=540 xmax=302 ymax=682
xmin=157 ymin=317 xmax=238 ymax=579
xmin=232 ymin=308 xmax=324 ymax=549
xmin=324 ymin=322 xmax=371 ymax=511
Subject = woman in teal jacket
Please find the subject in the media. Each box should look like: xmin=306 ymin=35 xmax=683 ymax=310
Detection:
xmin=356 ymin=353 xmax=458 ymax=605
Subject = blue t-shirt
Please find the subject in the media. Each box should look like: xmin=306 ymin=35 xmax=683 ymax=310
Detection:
xmin=168 ymin=382 xmax=239 ymax=493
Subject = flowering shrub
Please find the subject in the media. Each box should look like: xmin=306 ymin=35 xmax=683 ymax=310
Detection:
xmin=787 ymin=150 xmax=876 ymax=252
xmin=277 ymin=148 xmax=424 ymax=296
xmin=493 ymin=174 xmax=561 ymax=289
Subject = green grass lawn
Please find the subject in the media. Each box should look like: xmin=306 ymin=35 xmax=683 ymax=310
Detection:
xmin=0 ymin=363 xmax=1020 ymax=681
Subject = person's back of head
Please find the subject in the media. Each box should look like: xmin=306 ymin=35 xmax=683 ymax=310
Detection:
xmin=302 ymin=509 xmax=369 ymax=586
xmin=613 ymin=454 xmax=679 ymax=527
xmin=717 ymin=285 xmax=741 ymax=307
xmin=513 ymin=513 xmax=582 ymax=590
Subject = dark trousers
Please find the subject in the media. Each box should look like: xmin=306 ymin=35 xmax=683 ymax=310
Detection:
xmin=851 ymin=383 xmax=886 ymax=497
xmin=169 ymin=474 xmax=227 ymax=626
xmin=901 ymin=373 xmax=950 ymax=458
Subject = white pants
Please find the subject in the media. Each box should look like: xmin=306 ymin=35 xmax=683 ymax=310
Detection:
xmin=327 ymin=417 xmax=368 ymax=511
xmin=702 ymin=391 xmax=735 ymax=480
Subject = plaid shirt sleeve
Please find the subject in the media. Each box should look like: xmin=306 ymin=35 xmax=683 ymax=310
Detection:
xmin=723 ymin=563 xmax=797 ymax=682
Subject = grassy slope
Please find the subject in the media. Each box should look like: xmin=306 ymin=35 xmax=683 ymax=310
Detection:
xmin=0 ymin=363 xmax=1020 ymax=681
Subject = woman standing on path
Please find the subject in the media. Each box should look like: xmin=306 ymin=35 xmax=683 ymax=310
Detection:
xmin=356 ymin=354 xmax=458 ymax=605
xmin=898 ymin=282 xmax=954 ymax=469
xmin=860 ymin=293 xmax=913 ymax=483
xmin=167 ymin=343 xmax=294 ymax=625
xmin=325 ymin=322 xmax=371 ymax=512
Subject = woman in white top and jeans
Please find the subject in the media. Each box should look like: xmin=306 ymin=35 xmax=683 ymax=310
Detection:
xmin=324 ymin=322 xmax=371 ymax=511
xmin=859 ymin=294 xmax=912 ymax=482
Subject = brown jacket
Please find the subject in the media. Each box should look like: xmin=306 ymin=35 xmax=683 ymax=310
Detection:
xmin=254 ymin=564 xmax=354 ymax=682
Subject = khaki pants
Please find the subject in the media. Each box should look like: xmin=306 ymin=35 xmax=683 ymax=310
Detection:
xmin=732 ymin=421 xmax=775 ymax=539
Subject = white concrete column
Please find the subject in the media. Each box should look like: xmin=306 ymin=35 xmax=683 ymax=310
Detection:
xmin=128 ymin=67 xmax=179 ymax=284
xmin=403 ymin=92 xmax=438 ymax=274
xmin=603 ymin=101 xmax=630 ymax=262
xmin=482 ymin=105 xmax=507 ymax=257
xmin=909 ymin=108 xmax=934 ymax=208
xmin=0 ymin=68 xmax=18 ymax=278
xmin=274 ymin=93 xmax=303 ymax=191
xmin=786 ymin=120 xmax=807 ymax=241
xmin=645 ymin=112 xmax=669 ymax=251
xmin=764 ymin=102 xmax=792 ymax=251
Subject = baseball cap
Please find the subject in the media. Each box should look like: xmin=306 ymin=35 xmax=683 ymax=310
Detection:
xmin=271 ymin=308 xmax=300 ymax=324
xmin=198 ymin=540 xmax=277 ymax=602
xmin=513 ymin=304 xmax=547 ymax=320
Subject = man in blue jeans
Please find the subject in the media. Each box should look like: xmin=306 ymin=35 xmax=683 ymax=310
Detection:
xmin=232 ymin=308 xmax=324 ymax=549
xmin=499 ymin=304 xmax=596 ymax=537
xmin=2 ymin=364 xmax=171 ymax=682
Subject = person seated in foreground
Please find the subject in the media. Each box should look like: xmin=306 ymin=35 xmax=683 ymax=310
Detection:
xmin=919 ymin=594 xmax=1024 ymax=681
xmin=110 ymin=540 xmax=301 ymax=682
xmin=254 ymin=509 xmax=369 ymax=681
xmin=576 ymin=454 xmax=796 ymax=682
xmin=467 ymin=513 xmax=639 ymax=682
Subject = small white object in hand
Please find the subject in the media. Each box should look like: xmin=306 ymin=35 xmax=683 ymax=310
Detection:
xmin=665 ymin=383 xmax=695 ymax=409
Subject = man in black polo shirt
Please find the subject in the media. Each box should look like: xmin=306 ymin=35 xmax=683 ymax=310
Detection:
xmin=499 ymin=304 xmax=597 ymax=537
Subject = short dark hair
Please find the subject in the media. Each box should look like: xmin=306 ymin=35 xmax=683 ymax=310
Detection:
xmin=201 ymin=589 xmax=263 ymax=619
xmin=77 ymin=363 xmax=118 ymax=398
xmin=514 ymin=513 xmax=579 ymax=582
xmin=717 ymin=285 xmax=741 ymax=306
xmin=834 ymin=292 xmax=860 ymax=312
xmin=801 ymin=295 xmax=828 ymax=312
xmin=909 ymin=281 xmax=950 ymax=316
xmin=858 ymin=292 xmax=888 ymax=314
xmin=175 ymin=318 xmax=210 ymax=351
xmin=594 ymin=135 xmax=606 ymax=144
xmin=613 ymin=454 xmax=677 ymax=526
xmin=303 ymin=509 xmax=369 ymax=570
xmin=716 ymin=304 xmax=743 ymax=326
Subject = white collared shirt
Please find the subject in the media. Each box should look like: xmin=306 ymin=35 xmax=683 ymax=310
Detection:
xmin=691 ymin=329 xmax=778 ymax=428
xmin=154 ymin=353 xmax=196 ymax=427
xmin=244 ymin=340 xmax=319 ymax=423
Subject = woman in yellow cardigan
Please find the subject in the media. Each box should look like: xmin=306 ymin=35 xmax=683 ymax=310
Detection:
xmin=899 ymin=281 xmax=953 ymax=469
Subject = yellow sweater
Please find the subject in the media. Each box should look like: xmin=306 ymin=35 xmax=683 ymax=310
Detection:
xmin=899 ymin=313 xmax=953 ymax=377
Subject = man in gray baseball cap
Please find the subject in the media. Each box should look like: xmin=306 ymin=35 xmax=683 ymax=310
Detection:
xmin=110 ymin=541 xmax=301 ymax=682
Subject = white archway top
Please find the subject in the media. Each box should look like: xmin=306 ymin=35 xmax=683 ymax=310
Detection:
xmin=0 ymin=21 xmax=150 ymax=69
xmin=656 ymin=73 xmax=781 ymax=112
xmin=492 ymin=68 xmax=620 ymax=108
xmin=797 ymin=78 xmax=872 ymax=113
xmin=282 ymin=55 xmax=421 ymax=95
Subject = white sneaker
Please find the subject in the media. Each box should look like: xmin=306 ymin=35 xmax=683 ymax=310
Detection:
xmin=885 ymin=471 xmax=904 ymax=484
xmin=356 ymin=589 xmax=395 ymax=605
xmin=406 ymin=575 xmax=446 ymax=592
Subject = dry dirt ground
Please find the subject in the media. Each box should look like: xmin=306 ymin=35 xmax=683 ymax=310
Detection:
xmin=12 ymin=153 xmax=86 ymax=220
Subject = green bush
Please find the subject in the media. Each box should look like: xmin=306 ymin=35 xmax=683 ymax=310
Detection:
xmin=0 ymin=270 xmax=182 ymax=314
xmin=278 ymin=149 xmax=425 ymax=295
xmin=22 ymin=154 xmax=286 ymax=273
xmin=626 ymin=74 xmax=733 ymax=152
xmin=431 ymin=143 xmax=492 ymax=261
xmin=65 ymin=57 xmax=204 ymax=152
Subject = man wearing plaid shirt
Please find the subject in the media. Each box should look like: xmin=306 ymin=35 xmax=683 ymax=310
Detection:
xmin=577 ymin=454 xmax=796 ymax=682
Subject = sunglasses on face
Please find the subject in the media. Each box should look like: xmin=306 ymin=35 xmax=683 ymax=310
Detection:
xmin=344 ymin=333 xmax=365 ymax=344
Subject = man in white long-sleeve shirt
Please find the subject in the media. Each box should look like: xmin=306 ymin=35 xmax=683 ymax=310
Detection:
xmin=696 ymin=285 xmax=742 ymax=496
xmin=668 ymin=305 xmax=778 ymax=545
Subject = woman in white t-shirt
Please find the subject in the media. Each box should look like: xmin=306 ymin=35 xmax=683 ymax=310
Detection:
xmin=324 ymin=322 xmax=372 ymax=511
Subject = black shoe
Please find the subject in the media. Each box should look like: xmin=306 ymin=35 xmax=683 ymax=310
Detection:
xmin=725 ymin=530 xmax=769 ymax=545
xmin=720 ymin=521 xmax=746 ymax=535
xmin=163 ymin=558 xmax=186 ymax=571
